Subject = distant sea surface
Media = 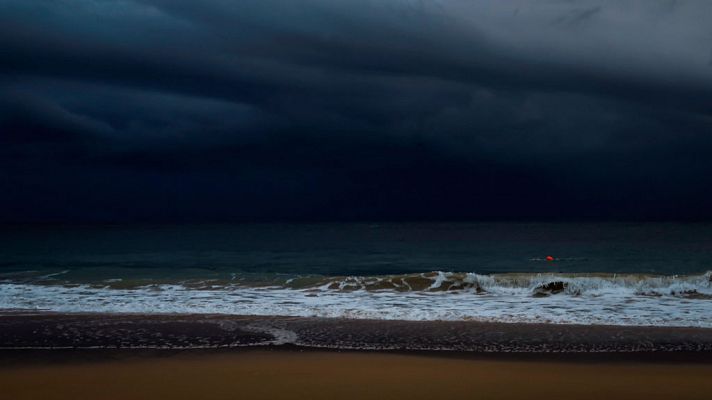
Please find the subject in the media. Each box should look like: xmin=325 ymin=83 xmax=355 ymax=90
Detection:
xmin=1 ymin=223 xmax=711 ymax=327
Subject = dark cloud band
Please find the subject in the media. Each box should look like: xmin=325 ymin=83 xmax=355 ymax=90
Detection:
xmin=2 ymin=1 xmax=712 ymax=221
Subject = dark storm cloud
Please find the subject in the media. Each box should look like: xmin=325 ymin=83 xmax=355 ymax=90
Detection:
xmin=1 ymin=0 xmax=712 ymax=221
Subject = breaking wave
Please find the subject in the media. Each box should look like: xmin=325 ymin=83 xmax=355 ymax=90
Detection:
xmin=311 ymin=271 xmax=712 ymax=298
xmin=1 ymin=271 xmax=711 ymax=327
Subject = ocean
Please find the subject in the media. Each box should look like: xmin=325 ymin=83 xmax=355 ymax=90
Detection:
xmin=1 ymin=222 xmax=711 ymax=327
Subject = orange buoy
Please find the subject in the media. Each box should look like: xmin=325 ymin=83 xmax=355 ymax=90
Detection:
xmin=545 ymin=255 xmax=554 ymax=262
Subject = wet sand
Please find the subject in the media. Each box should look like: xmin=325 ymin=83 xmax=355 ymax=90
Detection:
xmin=3 ymin=313 xmax=712 ymax=352
xmin=2 ymin=350 xmax=712 ymax=400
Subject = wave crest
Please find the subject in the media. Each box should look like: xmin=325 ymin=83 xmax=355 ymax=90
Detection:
xmin=315 ymin=271 xmax=712 ymax=298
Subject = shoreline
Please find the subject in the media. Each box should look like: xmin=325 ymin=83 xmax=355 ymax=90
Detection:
xmin=4 ymin=346 xmax=712 ymax=368
xmin=2 ymin=312 xmax=712 ymax=355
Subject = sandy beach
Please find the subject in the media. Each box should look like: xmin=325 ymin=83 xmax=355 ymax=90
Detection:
xmin=2 ymin=313 xmax=712 ymax=399
xmin=2 ymin=349 xmax=712 ymax=400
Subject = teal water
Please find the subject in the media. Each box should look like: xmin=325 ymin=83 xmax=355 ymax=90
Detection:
xmin=1 ymin=222 xmax=712 ymax=283
xmin=1 ymin=223 xmax=711 ymax=326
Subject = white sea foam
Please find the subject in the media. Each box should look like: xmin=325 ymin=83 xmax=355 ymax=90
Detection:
xmin=1 ymin=271 xmax=711 ymax=327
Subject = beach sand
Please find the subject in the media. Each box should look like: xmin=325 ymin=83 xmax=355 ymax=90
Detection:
xmin=2 ymin=350 xmax=712 ymax=400
xmin=3 ymin=314 xmax=712 ymax=399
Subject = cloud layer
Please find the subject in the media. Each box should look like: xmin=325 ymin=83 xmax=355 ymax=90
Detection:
xmin=2 ymin=0 xmax=712 ymax=221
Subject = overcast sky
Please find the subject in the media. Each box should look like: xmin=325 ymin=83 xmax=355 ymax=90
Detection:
xmin=2 ymin=0 xmax=712 ymax=222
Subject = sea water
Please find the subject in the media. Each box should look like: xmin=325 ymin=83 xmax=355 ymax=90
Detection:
xmin=1 ymin=222 xmax=711 ymax=327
